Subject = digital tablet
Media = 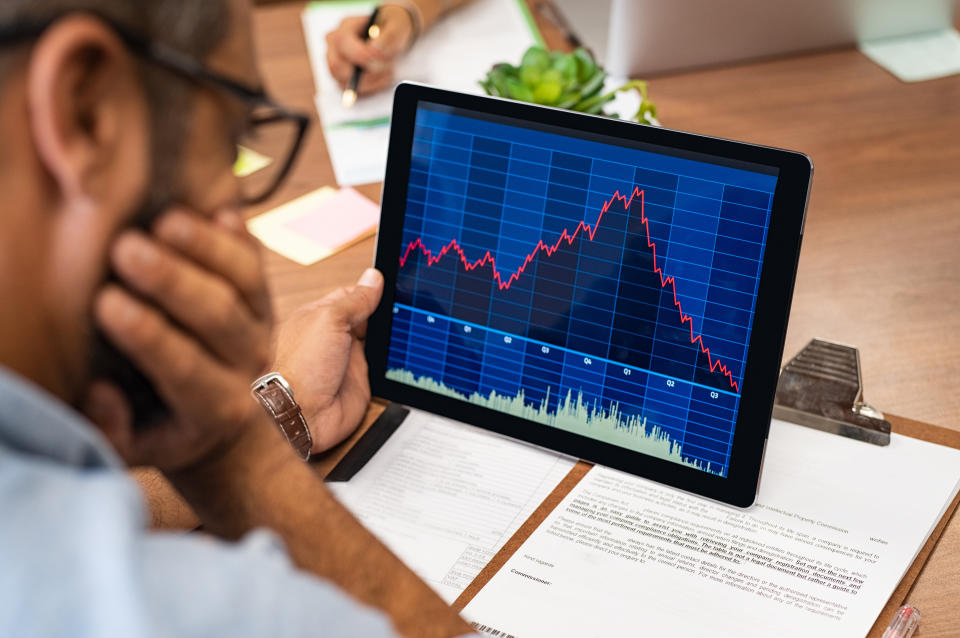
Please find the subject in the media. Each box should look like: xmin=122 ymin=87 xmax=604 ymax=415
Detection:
xmin=366 ymin=83 xmax=812 ymax=507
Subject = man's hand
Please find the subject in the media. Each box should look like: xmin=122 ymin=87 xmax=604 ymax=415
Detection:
xmin=89 ymin=217 xmax=471 ymax=638
xmin=272 ymin=268 xmax=384 ymax=453
xmin=86 ymin=208 xmax=274 ymax=474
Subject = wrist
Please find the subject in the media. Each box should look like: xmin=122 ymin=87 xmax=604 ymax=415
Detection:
xmin=165 ymin=414 xmax=291 ymax=504
xmin=251 ymin=372 xmax=313 ymax=459
xmin=381 ymin=1 xmax=424 ymax=46
xmin=163 ymin=415 xmax=322 ymax=541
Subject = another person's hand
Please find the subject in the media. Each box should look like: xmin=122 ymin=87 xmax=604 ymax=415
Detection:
xmin=325 ymin=6 xmax=415 ymax=96
xmin=86 ymin=208 xmax=274 ymax=474
xmin=272 ymin=269 xmax=384 ymax=453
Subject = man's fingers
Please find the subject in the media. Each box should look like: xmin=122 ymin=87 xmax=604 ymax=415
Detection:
xmin=328 ymin=16 xmax=385 ymax=67
xmin=342 ymin=340 xmax=372 ymax=426
xmin=327 ymin=42 xmax=392 ymax=93
xmin=111 ymin=231 xmax=270 ymax=372
xmin=94 ymin=286 xmax=237 ymax=420
xmin=214 ymin=209 xmax=247 ymax=235
xmin=95 ymin=287 xmax=263 ymax=470
xmin=312 ymin=340 xmax=371 ymax=453
xmin=326 ymin=13 xmax=402 ymax=94
xmin=326 ymin=45 xmax=355 ymax=87
xmin=153 ymin=210 xmax=271 ymax=320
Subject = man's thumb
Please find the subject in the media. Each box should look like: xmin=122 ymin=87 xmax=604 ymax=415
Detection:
xmin=340 ymin=268 xmax=384 ymax=328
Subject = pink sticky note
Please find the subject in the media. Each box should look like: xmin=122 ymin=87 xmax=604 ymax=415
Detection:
xmin=247 ymin=187 xmax=381 ymax=265
xmin=285 ymin=186 xmax=380 ymax=246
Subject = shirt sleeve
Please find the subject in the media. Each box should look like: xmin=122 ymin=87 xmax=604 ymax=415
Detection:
xmin=0 ymin=443 xmax=475 ymax=638
xmin=140 ymin=528 xmax=400 ymax=638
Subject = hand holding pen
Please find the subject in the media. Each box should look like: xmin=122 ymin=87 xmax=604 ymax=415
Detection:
xmin=325 ymin=4 xmax=419 ymax=105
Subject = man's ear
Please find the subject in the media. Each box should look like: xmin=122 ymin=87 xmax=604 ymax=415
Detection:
xmin=26 ymin=14 xmax=149 ymax=209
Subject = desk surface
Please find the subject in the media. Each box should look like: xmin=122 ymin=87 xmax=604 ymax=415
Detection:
xmin=248 ymin=3 xmax=960 ymax=634
xmin=252 ymin=2 xmax=960 ymax=433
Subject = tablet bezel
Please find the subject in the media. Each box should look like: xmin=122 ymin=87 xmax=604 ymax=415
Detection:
xmin=365 ymin=83 xmax=812 ymax=507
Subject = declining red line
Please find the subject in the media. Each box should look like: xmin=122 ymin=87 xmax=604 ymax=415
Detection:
xmin=399 ymin=187 xmax=741 ymax=392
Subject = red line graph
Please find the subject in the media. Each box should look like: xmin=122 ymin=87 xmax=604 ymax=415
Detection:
xmin=398 ymin=187 xmax=741 ymax=392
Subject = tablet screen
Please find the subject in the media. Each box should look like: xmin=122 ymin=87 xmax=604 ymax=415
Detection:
xmin=385 ymin=102 xmax=779 ymax=478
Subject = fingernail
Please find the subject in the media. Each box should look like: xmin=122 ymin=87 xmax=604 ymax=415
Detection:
xmin=358 ymin=268 xmax=381 ymax=288
xmin=115 ymin=233 xmax=158 ymax=270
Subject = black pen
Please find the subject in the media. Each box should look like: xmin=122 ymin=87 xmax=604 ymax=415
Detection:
xmin=342 ymin=6 xmax=381 ymax=108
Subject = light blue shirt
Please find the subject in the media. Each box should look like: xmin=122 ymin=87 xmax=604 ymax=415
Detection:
xmin=0 ymin=365 xmax=449 ymax=637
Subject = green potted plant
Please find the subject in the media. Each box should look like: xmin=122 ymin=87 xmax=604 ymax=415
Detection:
xmin=480 ymin=46 xmax=658 ymax=125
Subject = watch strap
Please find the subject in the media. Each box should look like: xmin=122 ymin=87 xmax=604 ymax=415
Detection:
xmin=252 ymin=377 xmax=312 ymax=460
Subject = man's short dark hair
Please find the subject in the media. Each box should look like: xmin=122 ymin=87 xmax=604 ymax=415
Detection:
xmin=0 ymin=1 xmax=230 ymax=66
xmin=0 ymin=0 xmax=232 ymax=188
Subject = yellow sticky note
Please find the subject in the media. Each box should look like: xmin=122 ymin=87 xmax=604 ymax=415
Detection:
xmin=246 ymin=187 xmax=380 ymax=265
xmin=234 ymin=145 xmax=273 ymax=177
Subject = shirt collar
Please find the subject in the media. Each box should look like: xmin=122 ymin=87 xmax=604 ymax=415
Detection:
xmin=0 ymin=365 xmax=123 ymax=469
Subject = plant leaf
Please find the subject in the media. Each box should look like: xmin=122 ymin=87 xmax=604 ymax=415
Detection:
xmin=556 ymin=91 xmax=582 ymax=109
xmin=506 ymin=78 xmax=535 ymax=102
xmin=533 ymin=80 xmax=562 ymax=104
xmin=520 ymin=64 xmax=542 ymax=87
xmin=573 ymin=48 xmax=597 ymax=83
xmin=520 ymin=46 xmax=550 ymax=71
xmin=577 ymin=70 xmax=606 ymax=100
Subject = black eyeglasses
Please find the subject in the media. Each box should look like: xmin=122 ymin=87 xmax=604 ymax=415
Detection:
xmin=0 ymin=13 xmax=311 ymax=205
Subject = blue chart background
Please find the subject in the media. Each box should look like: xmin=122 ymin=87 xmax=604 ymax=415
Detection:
xmin=387 ymin=104 xmax=778 ymax=475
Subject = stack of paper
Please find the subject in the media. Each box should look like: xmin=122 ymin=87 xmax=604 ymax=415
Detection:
xmin=461 ymin=419 xmax=960 ymax=638
xmin=302 ymin=0 xmax=542 ymax=186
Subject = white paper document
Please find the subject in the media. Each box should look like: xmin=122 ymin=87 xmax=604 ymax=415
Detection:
xmin=462 ymin=419 xmax=960 ymax=638
xmin=302 ymin=0 xmax=540 ymax=185
xmin=327 ymin=408 xmax=576 ymax=603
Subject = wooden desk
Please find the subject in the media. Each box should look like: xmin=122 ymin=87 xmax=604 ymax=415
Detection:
xmin=248 ymin=3 xmax=960 ymax=634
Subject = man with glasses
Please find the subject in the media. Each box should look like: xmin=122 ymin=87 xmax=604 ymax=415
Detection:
xmin=0 ymin=1 xmax=478 ymax=636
